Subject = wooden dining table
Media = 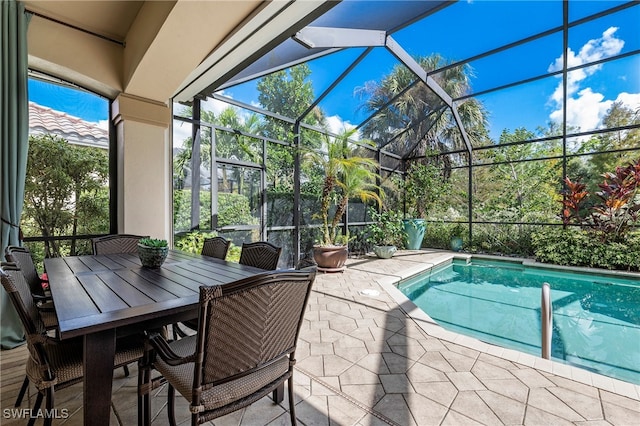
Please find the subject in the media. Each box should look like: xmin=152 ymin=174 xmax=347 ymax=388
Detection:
xmin=44 ymin=249 xmax=267 ymax=426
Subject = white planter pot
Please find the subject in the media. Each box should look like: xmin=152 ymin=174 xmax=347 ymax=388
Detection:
xmin=373 ymin=245 xmax=397 ymax=259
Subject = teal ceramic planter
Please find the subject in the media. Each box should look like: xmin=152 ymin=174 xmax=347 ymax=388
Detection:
xmin=450 ymin=237 xmax=463 ymax=252
xmin=402 ymin=219 xmax=426 ymax=250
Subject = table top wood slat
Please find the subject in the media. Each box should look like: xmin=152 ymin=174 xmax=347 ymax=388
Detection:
xmin=91 ymin=254 xmax=139 ymax=271
xmin=180 ymin=258 xmax=263 ymax=280
xmin=111 ymin=269 xmax=185 ymax=302
xmin=162 ymin=262 xmax=250 ymax=289
xmin=44 ymin=258 xmax=100 ymax=321
xmin=132 ymin=268 xmax=201 ymax=297
xmin=61 ymin=256 xmax=93 ymax=274
xmin=76 ymin=274 xmax=130 ymax=312
xmin=94 ymin=271 xmax=158 ymax=307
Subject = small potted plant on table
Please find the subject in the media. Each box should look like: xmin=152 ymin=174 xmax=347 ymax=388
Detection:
xmin=366 ymin=208 xmax=404 ymax=258
xmin=138 ymin=237 xmax=169 ymax=268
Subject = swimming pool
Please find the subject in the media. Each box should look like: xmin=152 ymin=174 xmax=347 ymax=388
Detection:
xmin=398 ymin=258 xmax=640 ymax=384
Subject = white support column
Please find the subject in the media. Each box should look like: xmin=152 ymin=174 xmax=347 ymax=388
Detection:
xmin=111 ymin=93 xmax=172 ymax=242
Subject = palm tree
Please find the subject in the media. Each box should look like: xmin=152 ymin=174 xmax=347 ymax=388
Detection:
xmin=304 ymin=128 xmax=381 ymax=245
xmin=331 ymin=162 xmax=382 ymax=242
xmin=359 ymin=54 xmax=489 ymax=165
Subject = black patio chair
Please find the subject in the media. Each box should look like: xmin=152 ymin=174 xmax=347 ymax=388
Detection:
xmin=201 ymin=236 xmax=230 ymax=260
xmin=92 ymin=234 xmax=148 ymax=255
xmin=239 ymin=241 xmax=282 ymax=271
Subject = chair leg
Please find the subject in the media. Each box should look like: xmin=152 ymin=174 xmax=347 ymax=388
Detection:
xmin=288 ymin=377 xmax=297 ymax=425
xmin=15 ymin=376 xmax=29 ymax=407
xmin=123 ymin=364 xmax=130 ymax=377
xmin=273 ymin=382 xmax=284 ymax=403
xmin=138 ymin=361 xmax=151 ymax=426
xmin=171 ymin=323 xmax=189 ymax=340
xmin=168 ymin=384 xmax=177 ymax=426
xmin=28 ymin=392 xmax=43 ymax=426
xmin=44 ymin=388 xmax=54 ymax=426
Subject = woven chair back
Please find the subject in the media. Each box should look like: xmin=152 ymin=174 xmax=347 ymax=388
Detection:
xmin=92 ymin=234 xmax=147 ymax=255
xmin=5 ymin=246 xmax=46 ymax=298
xmin=238 ymin=241 xmax=282 ymax=270
xmin=201 ymin=237 xmax=230 ymax=260
xmin=195 ymin=270 xmax=315 ymax=390
xmin=0 ymin=263 xmax=46 ymax=338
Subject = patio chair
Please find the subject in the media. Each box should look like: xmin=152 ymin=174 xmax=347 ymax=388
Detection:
xmin=4 ymin=246 xmax=58 ymax=332
xmin=171 ymin=237 xmax=233 ymax=339
xmin=138 ymin=269 xmax=316 ymax=426
xmin=92 ymin=234 xmax=148 ymax=255
xmin=5 ymin=246 xmax=50 ymax=301
xmin=295 ymin=255 xmax=317 ymax=272
xmin=239 ymin=241 xmax=282 ymax=271
xmin=201 ymin=236 xmax=230 ymax=260
xmin=0 ymin=263 xmax=144 ymax=426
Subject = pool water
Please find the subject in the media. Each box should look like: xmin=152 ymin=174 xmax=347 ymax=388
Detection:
xmin=398 ymin=259 xmax=640 ymax=384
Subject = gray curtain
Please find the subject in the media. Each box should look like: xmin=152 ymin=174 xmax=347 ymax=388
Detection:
xmin=1 ymin=0 xmax=30 ymax=348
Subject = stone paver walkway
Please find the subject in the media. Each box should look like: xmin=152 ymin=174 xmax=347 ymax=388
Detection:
xmin=1 ymin=249 xmax=639 ymax=425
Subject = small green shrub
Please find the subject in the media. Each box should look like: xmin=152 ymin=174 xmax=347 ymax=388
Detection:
xmin=139 ymin=238 xmax=168 ymax=248
xmin=226 ymin=244 xmax=241 ymax=263
xmin=422 ymin=222 xmax=452 ymax=249
xmin=468 ymin=224 xmax=536 ymax=257
xmin=218 ymin=193 xmax=259 ymax=227
xmin=365 ymin=208 xmax=404 ymax=247
xmin=174 ymin=231 xmax=217 ymax=254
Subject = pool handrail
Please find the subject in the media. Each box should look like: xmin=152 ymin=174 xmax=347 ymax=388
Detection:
xmin=541 ymin=282 xmax=552 ymax=359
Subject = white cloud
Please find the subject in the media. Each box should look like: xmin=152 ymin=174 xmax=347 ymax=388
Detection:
xmin=202 ymin=96 xmax=233 ymax=117
xmin=547 ymin=27 xmax=638 ymax=133
xmin=97 ymin=120 xmax=109 ymax=130
xmin=325 ymin=115 xmax=359 ymax=139
xmin=549 ymin=88 xmax=610 ymax=132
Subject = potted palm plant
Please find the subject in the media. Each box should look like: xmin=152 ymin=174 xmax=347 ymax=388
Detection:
xmin=137 ymin=237 xmax=169 ymax=268
xmin=305 ymin=128 xmax=382 ymax=271
xmin=366 ymin=208 xmax=404 ymax=258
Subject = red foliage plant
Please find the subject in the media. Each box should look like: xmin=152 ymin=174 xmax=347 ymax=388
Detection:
xmin=560 ymin=158 xmax=640 ymax=241
xmin=560 ymin=177 xmax=588 ymax=227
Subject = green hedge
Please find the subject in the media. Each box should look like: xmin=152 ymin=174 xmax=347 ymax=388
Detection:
xmin=531 ymin=228 xmax=640 ymax=271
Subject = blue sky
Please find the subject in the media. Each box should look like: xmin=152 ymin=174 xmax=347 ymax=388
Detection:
xmin=31 ymin=0 xmax=639 ymax=142
xmin=29 ymin=79 xmax=108 ymax=123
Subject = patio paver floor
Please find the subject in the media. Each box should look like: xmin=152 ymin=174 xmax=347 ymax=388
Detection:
xmin=1 ymin=250 xmax=639 ymax=425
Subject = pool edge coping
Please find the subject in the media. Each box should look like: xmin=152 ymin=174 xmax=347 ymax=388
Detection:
xmin=372 ymin=250 xmax=640 ymax=402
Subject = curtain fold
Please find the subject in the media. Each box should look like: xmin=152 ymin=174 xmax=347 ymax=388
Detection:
xmin=1 ymin=0 xmax=30 ymax=348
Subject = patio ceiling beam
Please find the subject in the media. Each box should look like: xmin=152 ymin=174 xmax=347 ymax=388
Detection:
xmin=293 ymin=27 xmax=386 ymax=49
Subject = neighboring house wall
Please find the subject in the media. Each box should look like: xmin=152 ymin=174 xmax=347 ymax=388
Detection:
xmin=28 ymin=101 xmax=108 ymax=149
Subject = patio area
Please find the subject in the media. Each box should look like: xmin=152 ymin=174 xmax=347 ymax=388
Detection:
xmin=1 ymin=250 xmax=639 ymax=425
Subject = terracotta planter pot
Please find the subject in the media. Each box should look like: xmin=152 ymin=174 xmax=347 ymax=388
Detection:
xmin=313 ymin=245 xmax=348 ymax=272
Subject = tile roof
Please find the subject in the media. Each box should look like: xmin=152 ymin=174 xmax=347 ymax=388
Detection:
xmin=29 ymin=102 xmax=108 ymax=149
